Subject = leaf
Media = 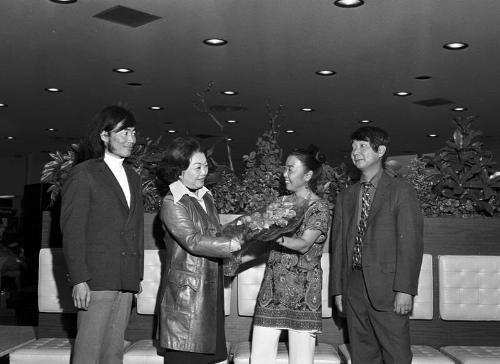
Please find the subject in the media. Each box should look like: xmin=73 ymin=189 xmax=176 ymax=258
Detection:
xmin=476 ymin=200 xmax=494 ymax=216
xmin=43 ymin=160 xmax=59 ymax=168
xmin=445 ymin=141 xmax=459 ymax=150
xmin=453 ymin=129 xmax=464 ymax=149
xmin=442 ymin=189 xmax=455 ymax=198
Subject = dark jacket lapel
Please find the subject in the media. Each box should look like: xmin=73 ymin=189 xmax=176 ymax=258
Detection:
xmin=366 ymin=171 xmax=391 ymax=227
xmin=345 ymin=184 xmax=359 ymax=253
xmin=97 ymin=160 xmax=130 ymax=211
xmin=124 ymin=164 xmax=139 ymax=219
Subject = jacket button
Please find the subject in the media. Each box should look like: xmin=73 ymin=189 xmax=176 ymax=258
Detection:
xmin=121 ymin=252 xmax=126 ymax=255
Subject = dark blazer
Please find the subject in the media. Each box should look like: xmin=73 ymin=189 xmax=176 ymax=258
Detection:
xmin=331 ymin=171 xmax=423 ymax=311
xmin=158 ymin=192 xmax=233 ymax=353
xmin=61 ymin=158 xmax=144 ymax=292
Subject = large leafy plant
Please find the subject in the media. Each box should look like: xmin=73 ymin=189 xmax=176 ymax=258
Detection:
xmin=40 ymin=137 xmax=165 ymax=213
xmin=211 ymin=105 xmax=285 ymax=214
xmin=41 ymin=145 xmax=78 ymax=203
xmin=422 ymin=116 xmax=500 ymax=216
xmin=127 ymin=137 xmax=165 ymax=213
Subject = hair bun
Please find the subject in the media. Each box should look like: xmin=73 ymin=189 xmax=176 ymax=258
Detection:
xmin=306 ymin=144 xmax=326 ymax=164
xmin=315 ymin=151 xmax=326 ymax=164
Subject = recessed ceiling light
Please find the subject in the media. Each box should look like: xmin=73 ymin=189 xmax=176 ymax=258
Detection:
xmin=113 ymin=68 xmax=133 ymax=73
xmin=49 ymin=0 xmax=77 ymax=3
xmin=5 ymin=136 xmax=15 ymax=140
xmin=45 ymin=87 xmax=62 ymax=93
xmin=227 ymin=137 xmax=233 ymax=141
xmin=45 ymin=128 xmax=58 ymax=132
xmin=452 ymin=106 xmax=467 ymax=112
xmin=300 ymin=108 xmax=315 ymax=112
xmin=334 ymin=0 xmax=364 ymax=8
xmin=428 ymin=133 xmax=438 ymax=137
xmin=149 ymin=106 xmax=163 ymax=110
xmin=315 ymin=70 xmax=336 ymax=76
xmin=127 ymin=82 xmax=142 ymax=87
xmin=415 ymin=75 xmax=432 ymax=80
xmin=221 ymin=90 xmax=238 ymax=96
xmin=443 ymin=42 xmax=468 ymax=50
xmin=285 ymin=130 xmax=295 ymax=133
xmin=394 ymin=91 xmax=411 ymax=96
xmin=203 ymin=38 xmax=228 ymax=46
xmin=226 ymin=119 xmax=237 ymax=123
xmin=360 ymin=119 xmax=372 ymax=123
xmin=167 ymin=130 xmax=176 ymax=133
xmin=0 ymin=103 xmax=7 ymax=107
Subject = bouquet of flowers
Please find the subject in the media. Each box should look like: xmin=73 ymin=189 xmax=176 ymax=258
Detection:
xmin=220 ymin=195 xmax=310 ymax=243
xmin=221 ymin=195 xmax=309 ymax=276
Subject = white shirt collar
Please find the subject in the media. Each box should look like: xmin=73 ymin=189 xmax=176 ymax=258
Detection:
xmin=104 ymin=151 xmax=125 ymax=169
xmin=169 ymin=180 xmax=210 ymax=204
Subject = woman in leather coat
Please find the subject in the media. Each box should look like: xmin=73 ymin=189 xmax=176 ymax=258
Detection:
xmin=156 ymin=137 xmax=241 ymax=364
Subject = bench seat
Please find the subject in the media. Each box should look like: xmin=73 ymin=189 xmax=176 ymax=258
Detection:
xmin=338 ymin=343 xmax=454 ymax=364
xmin=440 ymin=346 xmax=500 ymax=364
xmin=233 ymin=341 xmax=340 ymax=364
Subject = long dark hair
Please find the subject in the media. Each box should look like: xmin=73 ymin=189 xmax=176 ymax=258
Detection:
xmin=156 ymin=137 xmax=202 ymax=196
xmin=75 ymin=105 xmax=136 ymax=164
xmin=288 ymin=144 xmax=326 ymax=193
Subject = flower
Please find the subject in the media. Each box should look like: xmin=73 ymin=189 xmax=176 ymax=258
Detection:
xmin=220 ymin=195 xmax=309 ymax=243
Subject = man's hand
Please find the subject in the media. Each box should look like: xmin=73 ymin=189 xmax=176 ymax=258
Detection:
xmin=334 ymin=295 xmax=343 ymax=313
xmin=72 ymin=282 xmax=91 ymax=310
xmin=394 ymin=292 xmax=412 ymax=316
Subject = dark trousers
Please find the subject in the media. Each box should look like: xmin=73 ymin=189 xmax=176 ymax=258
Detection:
xmin=346 ymin=269 xmax=411 ymax=364
xmin=72 ymin=290 xmax=133 ymax=364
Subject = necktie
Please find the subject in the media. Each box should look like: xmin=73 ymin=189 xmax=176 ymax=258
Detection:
xmin=352 ymin=182 xmax=372 ymax=270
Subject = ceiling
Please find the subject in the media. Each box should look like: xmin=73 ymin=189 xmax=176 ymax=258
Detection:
xmin=1 ymin=0 xmax=500 ymax=169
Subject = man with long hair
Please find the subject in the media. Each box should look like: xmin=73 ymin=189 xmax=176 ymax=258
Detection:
xmin=61 ymin=105 xmax=144 ymax=364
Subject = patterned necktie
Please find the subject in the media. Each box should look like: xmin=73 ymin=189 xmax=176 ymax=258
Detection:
xmin=352 ymin=182 xmax=372 ymax=270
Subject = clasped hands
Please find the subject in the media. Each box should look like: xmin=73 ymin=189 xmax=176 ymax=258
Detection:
xmin=229 ymin=235 xmax=243 ymax=252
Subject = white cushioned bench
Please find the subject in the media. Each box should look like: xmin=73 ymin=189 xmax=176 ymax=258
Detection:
xmin=438 ymin=255 xmax=500 ymax=364
xmin=234 ymin=341 xmax=340 ymax=364
xmin=10 ymin=249 xmax=79 ymax=364
xmin=338 ymin=254 xmax=453 ymax=364
xmin=232 ymin=253 xmax=340 ymax=364
xmin=338 ymin=344 xmax=455 ymax=364
xmin=10 ymin=338 xmax=74 ymax=364
xmin=10 ymin=249 xmax=133 ymax=363
xmin=124 ymin=249 xmax=231 ymax=364
xmin=11 ymin=248 xmax=230 ymax=363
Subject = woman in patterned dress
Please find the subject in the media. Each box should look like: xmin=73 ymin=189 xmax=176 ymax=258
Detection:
xmin=250 ymin=146 xmax=331 ymax=364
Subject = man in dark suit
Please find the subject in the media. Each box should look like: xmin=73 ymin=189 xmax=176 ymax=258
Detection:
xmin=61 ymin=105 xmax=144 ymax=364
xmin=331 ymin=126 xmax=423 ymax=364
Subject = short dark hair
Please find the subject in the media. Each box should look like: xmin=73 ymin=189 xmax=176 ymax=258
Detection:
xmin=76 ymin=105 xmax=136 ymax=163
xmin=288 ymin=144 xmax=326 ymax=193
xmin=351 ymin=126 xmax=390 ymax=163
xmin=156 ymin=137 xmax=202 ymax=195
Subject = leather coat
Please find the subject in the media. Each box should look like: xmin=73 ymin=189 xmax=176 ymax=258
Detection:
xmin=158 ymin=192 xmax=233 ymax=353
